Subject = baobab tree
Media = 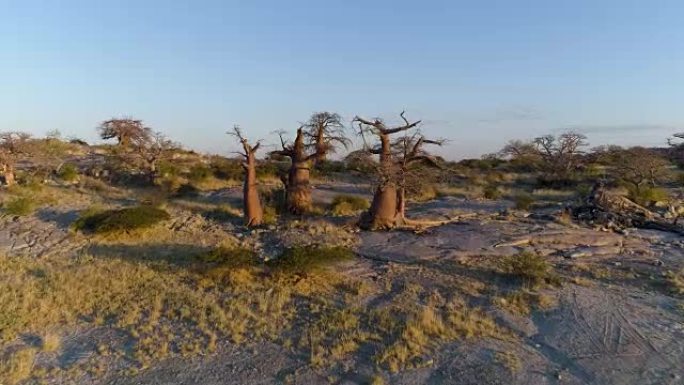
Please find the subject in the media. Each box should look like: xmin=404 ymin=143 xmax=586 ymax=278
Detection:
xmin=303 ymin=112 xmax=350 ymax=165
xmin=270 ymin=127 xmax=317 ymax=214
xmin=229 ymin=126 xmax=264 ymax=227
xmin=0 ymin=132 xmax=32 ymax=186
xmin=98 ymin=118 xmax=151 ymax=147
xmin=392 ymin=132 xmax=443 ymax=220
xmin=352 ymin=112 xmax=421 ymax=229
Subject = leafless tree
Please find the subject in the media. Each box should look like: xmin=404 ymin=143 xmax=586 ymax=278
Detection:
xmin=303 ymin=112 xmax=350 ymax=165
xmin=391 ymin=132 xmax=444 ymax=219
xmin=269 ymin=127 xmax=318 ymax=214
xmin=128 ymin=131 xmax=177 ymax=179
xmin=229 ymin=125 xmax=264 ymax=226
xmin=598 ymin=146 xmax=672 ymax=193
xmin=352 ymin=111 xmax=421 ymax=229
xmin=98 ymin=118 xmax=151 ymax=147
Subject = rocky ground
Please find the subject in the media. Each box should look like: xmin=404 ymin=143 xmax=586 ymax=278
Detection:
xmin=0 ymin=184 xmax=682 ymax=385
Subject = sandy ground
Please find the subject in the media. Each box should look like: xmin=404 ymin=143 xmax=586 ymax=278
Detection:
xmin=1 ymin=185 xmax=682 ymax=385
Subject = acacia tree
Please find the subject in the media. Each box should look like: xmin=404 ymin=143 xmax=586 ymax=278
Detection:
xmin=533 ymin=132 xmax=588 ymax=182
xmin=303 ymin=112 xmax=350 ymax=165
xmin=129 ymin=131 xmax=177 ymax=179
xmin=0 ymin=132 xmax=32 ymax=186
xmin=352 ymin=112 xmax=421 ymax=229
xmin=98 ymin=118 xmax=151 ymax=147
xmin=598 ymin=146 xmax=672 ymax=193
xmin=229 ymin=126 xmax=264 ymax=227
xmin=270 ymin=127 xmax=317 ymax=214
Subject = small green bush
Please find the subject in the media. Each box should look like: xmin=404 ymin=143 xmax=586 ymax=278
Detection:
xmin=268 ymin=246 xmax=354 ymax=273
xmin=210 ymin=158 xmax=242 ymax=180
xmin=57 ymin=163 xmax=79 ymax=182
xmin=2 ymin=197 xmax=36 ymax=216
xmin=261 ymin=188 xmax=287 ymax=214
xmin=500 ymin=251 xmax=558 ymax=286
xmin=187 ymin=164 xmax=212 ymax=182
xmin=197 ymin=246 xmax=258 ymax=268
xmin=628 ymin=186 xmax=669 ymax=206
xmin=513 ymin=193 xmax=535 ymax=210
xmin=330 ymin=194 xmax=370 ymax=216
xmin=72 ymin=205 xmax=170 ymax=234
xmin=483 ymin=184 xmax=502 ymax=200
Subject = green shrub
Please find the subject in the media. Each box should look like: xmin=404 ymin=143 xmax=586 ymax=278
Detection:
xmin=500 ymin=252 xmax=558 ymax=286
xmin=187 ymin=164 xmax=212 ymax=182
xmin=197 ymin=246 xmax=258 ymax=268
xmin=627 ymin=186 xmax=669 ymax=206
xmin=57 ymin=163 xmax=79 ymax=182
xmin=483 ymin=184 xmax=501 ymax=200
xmin=261 ymin=188 xmax=287 ymax=214
xmin=156 ymin=160 xmax=181 ymax=178
xmin=513 ymin=193 xmax=535 ymax=210
xmin=330 ymin=194 xmax=370 ymax=216
xmin=210 ymin=158 xmax=242 ymax=180
xmin=268 ymin=246 xmax=354 ymax=273
xmin=72 ymin=205 xmax=170 ymax=234
xmin=2 ymin=197 xmax=35 ymax=216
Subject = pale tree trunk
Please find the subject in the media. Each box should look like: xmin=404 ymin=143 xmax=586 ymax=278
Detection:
xmin=397 ymin=186 xmax=406 ymax=219
xmin=2 ymin=163 xmax=15 ymax=186
xmin=314 ymin=127 xmax=327 ymax=164
xmin=286 ymin=129 xmax=312 ymax=214
xmin=365 ymin=134 xmax=399 ymax=229
xmin=243 ymin=153 xmax=263 ymax=226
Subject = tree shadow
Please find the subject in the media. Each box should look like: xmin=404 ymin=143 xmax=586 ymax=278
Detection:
xmin=35 ymin=208 xmax=81 ymax=230
xmin=86 ymin=242 xmax=212 ymax=268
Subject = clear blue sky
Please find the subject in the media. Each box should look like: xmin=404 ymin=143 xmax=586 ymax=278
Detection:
xmin=1 ymin=0 xmax=683 ymax=159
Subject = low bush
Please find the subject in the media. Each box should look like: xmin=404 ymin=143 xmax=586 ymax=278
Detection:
xmin=513 ymin=193 xmax=535 ymax=210
xmin=187 ymin=164 xmax=212 ymax=182
xmin=210 ymin=157 xmax=242 ymax=180
xmin=483 ymin=184 xmax=501 ymax=200
xmin=2 ymin=197 xmax=36 ymax=216
xmin=261 ymin=188 xmax=287 ymax=214
xmin=330 ymin=194 xmax=370 ymax=216
xmin=499 ymin=251 xmax=559 ymax=286
xmin=72 ymin=205 xmax=170 ymax=234
xmin=627 ymin=186 xmax=669 ymax=206
xmin=268 ymin=246 xmax=354 ymax=274
xmin=57 ymin=163 xmax=79 ymax=182
xmin=197 ymin=246 xmax=258 ymax=269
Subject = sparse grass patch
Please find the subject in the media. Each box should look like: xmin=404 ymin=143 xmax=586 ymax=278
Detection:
xmin=2 ymin=196 xmax=36 ymax=216
xmin=499 ymin=252 xmax=559 ymax=287
xmin=57 ymin=163 xmax=79 ymax=182
xmin=664 ymin=269 xmax=684 ymax=296
xmin=483 ymin=184 xmax=501 ymax=200
xmin=268 ymin=246 xmax=354 ymax=274
xmin=0 ymin=347 xmax=36 ymax=385
xmin=41 ymin=330 xmax=61 ymax=352
xmin=495 ymin=350 xmax=521 ymax=373
xmin=513 ymin=192 xmax=534 ymax=210
xmin=72 ymin=205 xmax=170 ymax=235
xmin=203 ymin=204 xmax=241 ymax=222
xmin=330 ymin=194 xmax=370 ymax=216
xmin=197 ymin=246 xmax=258 ymax=269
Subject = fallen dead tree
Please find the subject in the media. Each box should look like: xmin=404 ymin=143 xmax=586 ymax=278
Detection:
xmin=572 ymin=182 xmax=684 ymax=235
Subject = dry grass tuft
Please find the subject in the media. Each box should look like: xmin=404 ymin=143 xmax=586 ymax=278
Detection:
xmin=499 ymin=251 xmax=560 ymax=287
xmin=330 ymin=194 xmax=370 ymax=216
xmin=0 ymin=347 xmax=36 ymax=385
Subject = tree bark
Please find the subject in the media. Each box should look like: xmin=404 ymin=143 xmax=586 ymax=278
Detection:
xmin=314 ymin=126 xmax=327 ymax=164
xmin=1 ymin=163 xmax=15 ymax=186
xmin=286 ymin=129 xmax=313 ymax=214
xmin=243 ymin=152 xmax=263 ymax=226
xmin=364 ymin=134 xmax=399 ymax=228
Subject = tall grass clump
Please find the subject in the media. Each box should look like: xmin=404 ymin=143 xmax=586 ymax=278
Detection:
xmin=2 ymin=197 xmax=36 ymax=216
xmin=499 ymin=251 xmax=558 ymax=286
xmin=330 ymin=194 xmax=370 ymax=216
xmin=72 ymin=205 xmax=170 ymax=234
xmin=268 ymin=246 xmax=354 ymax=274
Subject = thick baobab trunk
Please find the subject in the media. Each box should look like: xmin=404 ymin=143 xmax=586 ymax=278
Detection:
xmin=243 ymin=155 xmax=263 ymax=226
xmin=286 ymin=129 xmax=312 ymax=214
xmin=1 ymin=163 xmax=15 ymax=186
xmin=314 ymin=128 xmax=327 ymax=164
xmin=397 ymin=186 xmax=406 ymax=219
xmin=364 ymin=134 xmax=400 ymax=229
